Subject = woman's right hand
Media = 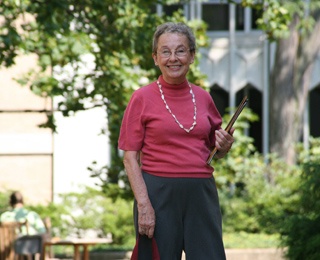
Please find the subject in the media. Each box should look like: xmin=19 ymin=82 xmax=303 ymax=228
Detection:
xmin=123 ymin=150 xmax=155 ymax=238
xmin=137 ymin=200 xmax=155 ymax=238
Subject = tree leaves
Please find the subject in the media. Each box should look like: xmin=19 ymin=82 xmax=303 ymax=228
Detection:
xmin=0 ymin=1 xmax=208 ymax=199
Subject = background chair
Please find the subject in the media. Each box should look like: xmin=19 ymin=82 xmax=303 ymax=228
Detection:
xmin=0 ymin=218 xmax=51 ymax=260
xmin=14 ymin=218 xmax=51 ymax=260
xmin=0 ymin=221 xmax=27 ymax=260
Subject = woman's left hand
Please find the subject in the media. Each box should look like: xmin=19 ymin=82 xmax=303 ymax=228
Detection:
xmin=214 ymin=128 xmax=235 ymax=158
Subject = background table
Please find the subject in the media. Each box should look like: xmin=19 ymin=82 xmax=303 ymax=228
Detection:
xmin=42 ymin=238 xmax=110 ymax=260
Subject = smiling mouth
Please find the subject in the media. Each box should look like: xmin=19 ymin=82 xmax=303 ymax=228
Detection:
xmin=167 ymin=65 xmax=181 ymax=69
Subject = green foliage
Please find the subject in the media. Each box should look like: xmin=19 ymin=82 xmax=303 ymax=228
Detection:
xmin=215 ymin=122 xmax=320 ymax=253
xmin=29 ymin=202 xmax=70 ymax=238
xmin=213 ymin=109 xmax=301 ymax=239
xmin=280 ymin=141 xmax=320 ymax=260
xmin=238 ymin=0 xmax=320 ymax=41
xmin=39 ymin=186 xmax=134 ymax=246
xmin=213 ymin=107 xmax=259 ymax=186
xmin=0 ymin=1 xmax=209 ymax=200
xmin=57 ymin=186 xmax=134 ymax=246
xmin=256 ymin=0 xmax=291 ymax=39
xmin=0 ymin=191 xmax=11 ymax=214
xmin=282 ymin=215 xmax=320 ymax=260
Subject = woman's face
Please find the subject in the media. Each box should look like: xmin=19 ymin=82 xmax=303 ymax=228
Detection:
xmin=152 ymin=33 xmax=195 ymax=85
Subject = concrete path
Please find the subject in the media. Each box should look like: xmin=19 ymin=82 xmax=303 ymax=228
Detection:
xmin=225 ymin=248 xmax=285 ymax=260
xmin=171 ymin=248 xmax=285 ymax=260
xmin=89 ymin=248 xmax=286 ymax=260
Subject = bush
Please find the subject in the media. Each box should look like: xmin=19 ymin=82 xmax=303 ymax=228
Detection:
xmin=30 ymin=186 xmax=135 ymax=246
xmin=214 ymin=109 xmax=301 ymax=237
xmin=0 ymin=190 xmax=11 ymax=214
xmin=219 ymin=153 xmax=301 ymax=235
xmin=280 ymin=153 xmax=320 ymax=260
xmin=29 ymin=202 xmax=70 ymax=238
xmin=57 ymin=186 xmax=134 ymax=246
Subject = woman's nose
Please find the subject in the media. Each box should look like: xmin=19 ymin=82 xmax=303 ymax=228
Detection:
xmin=168 ymin=52 xmax=178 ymax=61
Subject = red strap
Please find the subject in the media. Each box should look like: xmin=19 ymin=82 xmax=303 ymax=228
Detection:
xmin=130 ymin=236 xmax=139 ymax=259
xmin=131 ymin=235 xmax=160 ymax=260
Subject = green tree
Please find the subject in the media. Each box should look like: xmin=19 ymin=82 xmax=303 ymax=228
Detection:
xmin=238 ymin=0 xmax=320 ymax=164
xmin=0 ymin=1 xmax=208 ymax=199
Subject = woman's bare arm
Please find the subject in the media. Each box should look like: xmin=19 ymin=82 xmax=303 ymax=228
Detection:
xmin=123 ymin=150 xmax=155 ymax=238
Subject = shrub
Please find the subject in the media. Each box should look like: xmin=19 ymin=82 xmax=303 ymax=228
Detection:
xmin=214 ymin=109 xmax=301 ymax=236
xmin=280 ymin=150 xmax=320 ymax=260
xmin=30 ymin=186 xmax=135 ymax=246
xmin=0 ymin=190 xmax=11 ymax=214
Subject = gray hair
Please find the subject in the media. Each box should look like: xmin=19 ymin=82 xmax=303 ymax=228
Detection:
xmin=152 ymin=22 xmax=196 ymax=53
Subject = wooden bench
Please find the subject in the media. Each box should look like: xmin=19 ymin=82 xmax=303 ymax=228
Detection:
xmin=0 ymin=221 xmax=27 ymax=260
xmin=0 ymin=218 xmax=51 ymax=260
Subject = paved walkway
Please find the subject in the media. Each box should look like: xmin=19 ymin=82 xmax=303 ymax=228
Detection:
xmin=225 ymin=248 xmax=285 ymax=260
xmin=90 ymin=248 xmax=286 ymax=260
xmin=180 ymin=248 xmax=285 ymax=260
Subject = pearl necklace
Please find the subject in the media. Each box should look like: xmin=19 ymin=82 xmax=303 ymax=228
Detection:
xmin=157 ymin=80 xmax=197 ymax=133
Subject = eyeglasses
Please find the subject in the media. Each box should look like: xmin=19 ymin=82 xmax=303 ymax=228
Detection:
xmin=157 ymin=48 xmax=190 ymax=58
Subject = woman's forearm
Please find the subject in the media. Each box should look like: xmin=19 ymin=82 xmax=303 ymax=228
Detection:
xmin=123 ymin=151 xmax=155 ymax=238
xmin=123 ymin=151 xmax=150 ymax=205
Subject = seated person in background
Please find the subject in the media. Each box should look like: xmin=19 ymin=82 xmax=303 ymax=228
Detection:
xmin=0 ymin=191 xmax=46 ymax=235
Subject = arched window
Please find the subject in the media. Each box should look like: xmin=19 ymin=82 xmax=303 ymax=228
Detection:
xmin=163 ymin=3 xmax=184 ymax=16
xmin=209 ymin=84 xmax=229 ymax=116
xmin=310 ymin=85 xmax=320 ymax=137
xmin=237 ymin=85 xmax=262 ymax=152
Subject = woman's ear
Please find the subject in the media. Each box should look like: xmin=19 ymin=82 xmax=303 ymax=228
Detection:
xmin=190 ymin=52 xmax=195 ymax=64
xmin=152 ymin=53 xmax=158 ymax=66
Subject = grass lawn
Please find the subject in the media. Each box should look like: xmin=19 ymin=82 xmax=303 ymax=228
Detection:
xmin=223 ymin=232 xmax=282 ymax=248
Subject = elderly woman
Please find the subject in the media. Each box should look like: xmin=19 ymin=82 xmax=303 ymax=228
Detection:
xmin=118 ymin=22 xmax=234 ymax=260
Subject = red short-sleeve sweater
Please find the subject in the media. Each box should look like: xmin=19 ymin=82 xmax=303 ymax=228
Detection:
xmin=118 ymin=76 xmax=222 ymax=178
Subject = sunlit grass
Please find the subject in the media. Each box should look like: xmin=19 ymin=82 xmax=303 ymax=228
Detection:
xmin=224 ymin=232 xmax=281 ymax=248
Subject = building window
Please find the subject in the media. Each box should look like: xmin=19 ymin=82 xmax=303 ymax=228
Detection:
xmin=237 ymin=86 xmax=263 ymax=153
xmin=310 ymin=86 xmax=320 ymax=137
xmin=201 ymin=2 xmax=261 ymax=32
xmin=251 ymin=8 xmax=263 ymax=29
xmin=210 ymin=84 xmax=229 ymax=116
xmin=157 ymin=1 xmax=261 ymax=32
xmin=202 ymin=3 xmax=229 ymax=31
xmin=163 ymin=3 xmax=184 ymax=16
xmin=236 ymin=4 xmax=245 ymax=31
